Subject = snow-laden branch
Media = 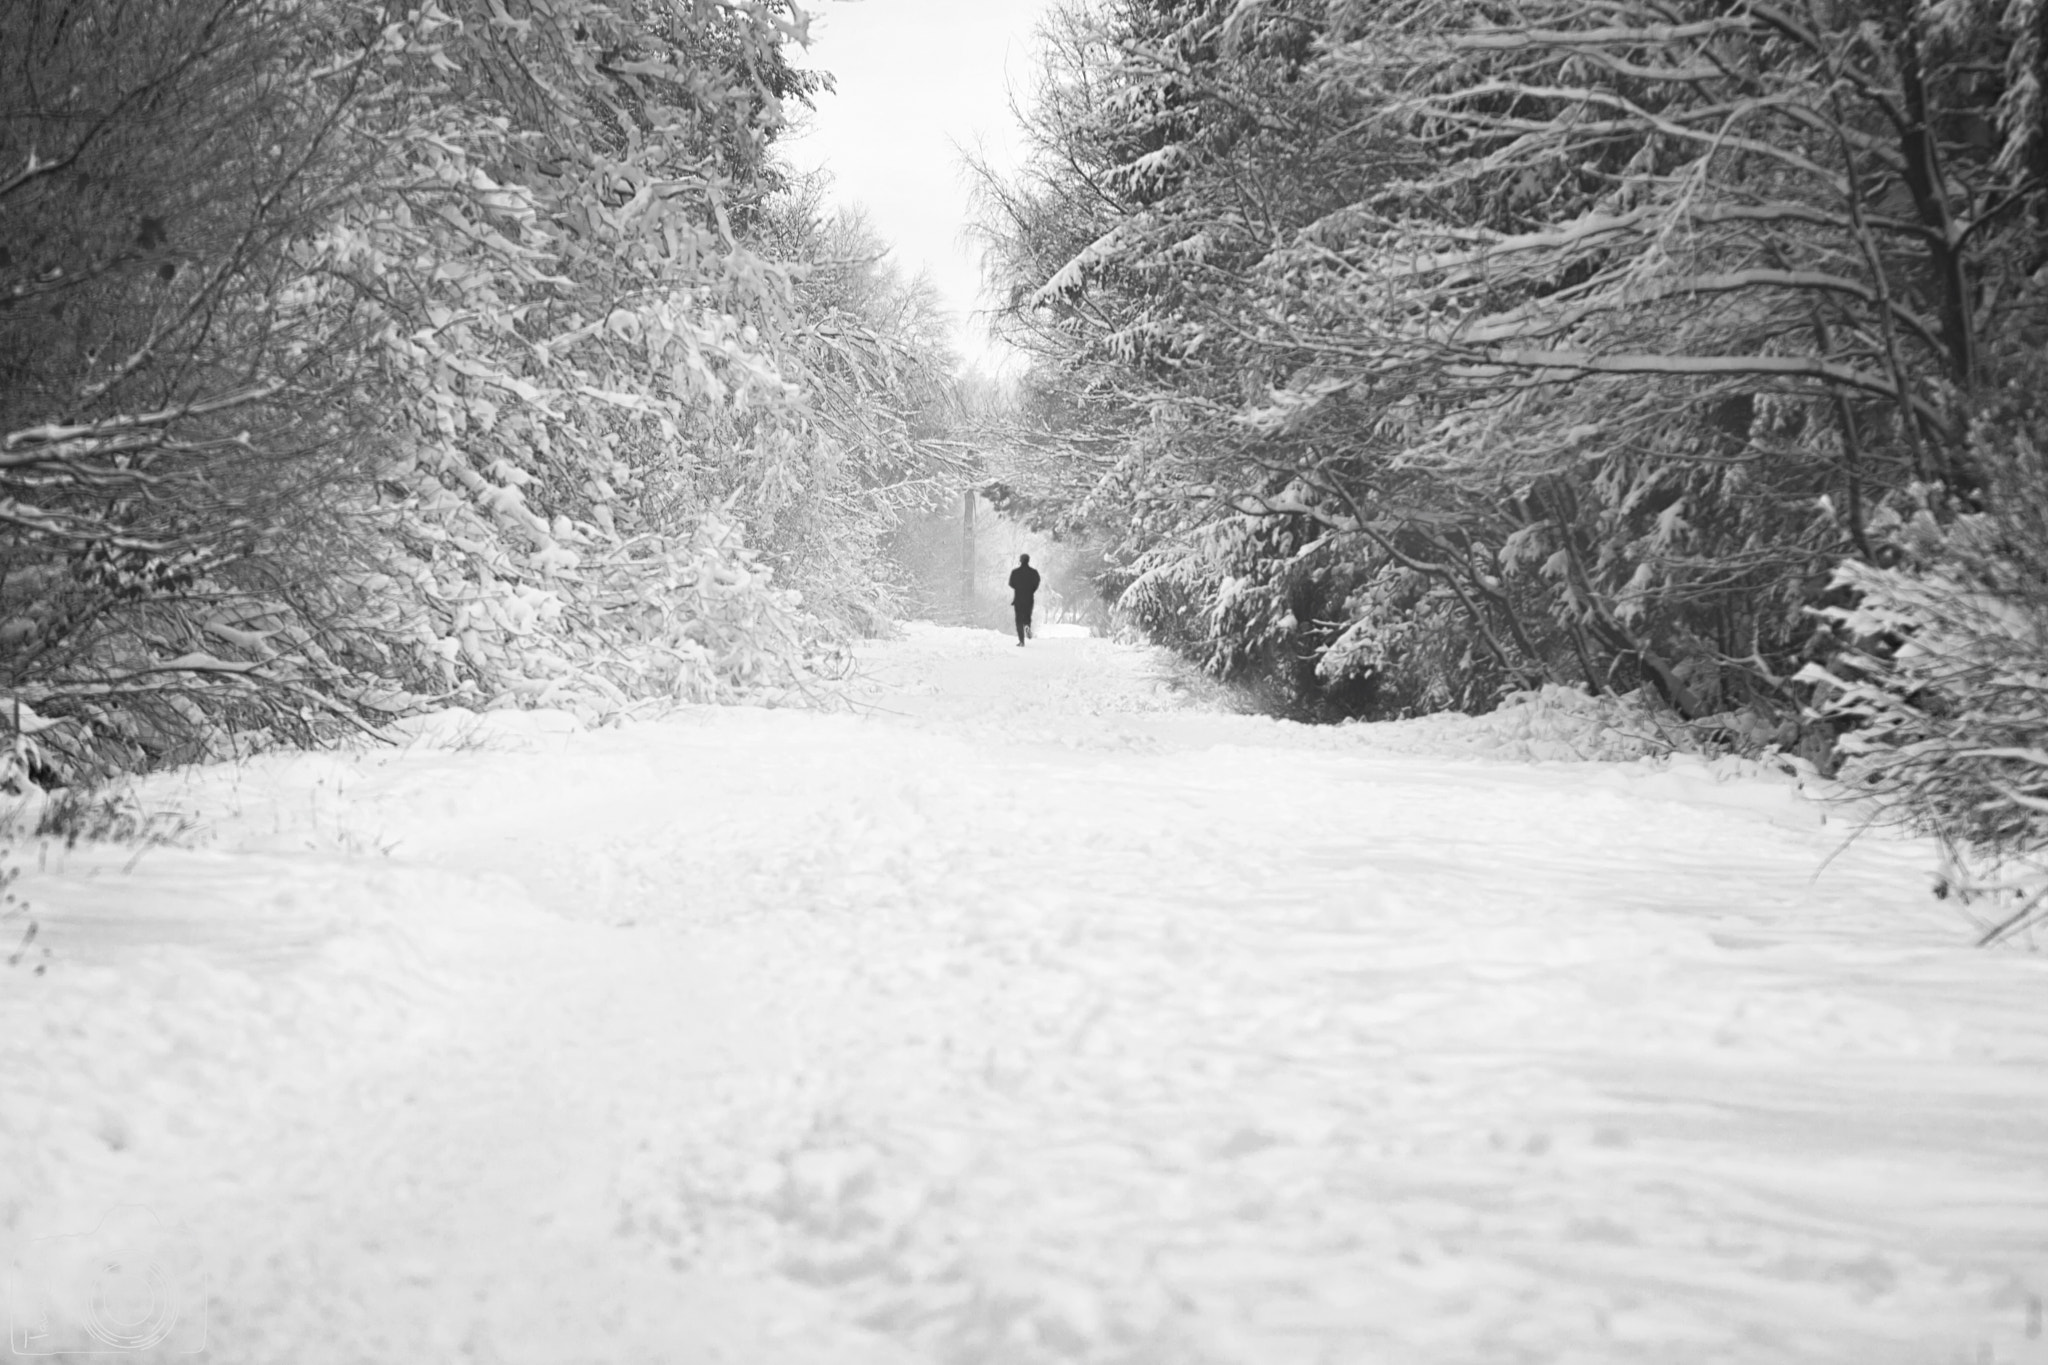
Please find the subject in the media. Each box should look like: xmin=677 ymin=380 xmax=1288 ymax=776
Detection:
xmin=1456 ymin=268 xmax=1946 ymax=360
xmin=1034 ymin=220 xmax=1143 ymax=306
xmin=2 ymin=384 xmax=285 ymax=465
xmin=1452 ymin=19 xmax=1753 ymax=51
xmin=1469 ymin=348 xmax=1916 ymax=404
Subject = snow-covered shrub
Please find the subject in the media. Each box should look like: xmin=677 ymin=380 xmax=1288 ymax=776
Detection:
xmin=1801 ymin=416 xmax=2048 ymax=942
xmin=1357 ymin=684 xmax=1681 ymax=763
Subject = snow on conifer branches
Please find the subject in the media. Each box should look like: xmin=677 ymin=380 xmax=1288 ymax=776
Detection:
xmin=1800 ymin=400 xmax=2048 ymax=944
xmin=977 ymin=0 xmax=2048 ymax=753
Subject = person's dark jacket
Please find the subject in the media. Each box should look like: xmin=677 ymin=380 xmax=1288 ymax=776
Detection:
xmin=1009 ymin=565 xmax=1041 ymax=604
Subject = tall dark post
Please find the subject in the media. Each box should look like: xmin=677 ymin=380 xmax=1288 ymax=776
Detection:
xmin=960 ymin=487 xmax=977 ymax=624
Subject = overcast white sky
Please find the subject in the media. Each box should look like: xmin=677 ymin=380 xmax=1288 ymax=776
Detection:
xmin=781 ymin=0 xmax=1059 ymax=370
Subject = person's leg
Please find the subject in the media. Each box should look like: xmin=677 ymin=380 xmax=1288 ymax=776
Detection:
xmin=1015 ymin=606 xmax=1027 ymax=645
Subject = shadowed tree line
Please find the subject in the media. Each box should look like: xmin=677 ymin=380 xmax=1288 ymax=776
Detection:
xmin=1 ymin=0 xmax=961 ymax=782
xmin=975 ymin=0 xmax=2048 ymax=931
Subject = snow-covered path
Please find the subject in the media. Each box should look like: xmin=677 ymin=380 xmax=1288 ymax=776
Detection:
xmin=6 ymin=625 xmax=2047 ymax=1364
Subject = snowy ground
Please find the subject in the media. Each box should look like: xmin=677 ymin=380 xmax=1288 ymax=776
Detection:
xmin=4 ymin=623 xmax=2046 ymax=1364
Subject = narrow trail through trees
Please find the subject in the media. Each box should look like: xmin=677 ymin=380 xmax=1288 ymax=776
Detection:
xmin=6 ymin=627 xmax=2046 ymax=1363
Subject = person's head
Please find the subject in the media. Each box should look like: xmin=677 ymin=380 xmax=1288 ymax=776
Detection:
xmin=1019 ymin=553 xmax=1031 ymax=566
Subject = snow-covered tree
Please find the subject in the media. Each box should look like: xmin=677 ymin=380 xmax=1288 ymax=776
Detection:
xmin=2 ymin=0 xmax=884 ymax=782
xmin=978 ymin=0 xmax=2048 ymax=728
xmin=743 ymin=189 xmax=969 ymax=629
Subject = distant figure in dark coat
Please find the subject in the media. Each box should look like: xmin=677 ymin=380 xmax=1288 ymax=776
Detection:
xmin=1008 ymin=554 xmax=1041 ymax=646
